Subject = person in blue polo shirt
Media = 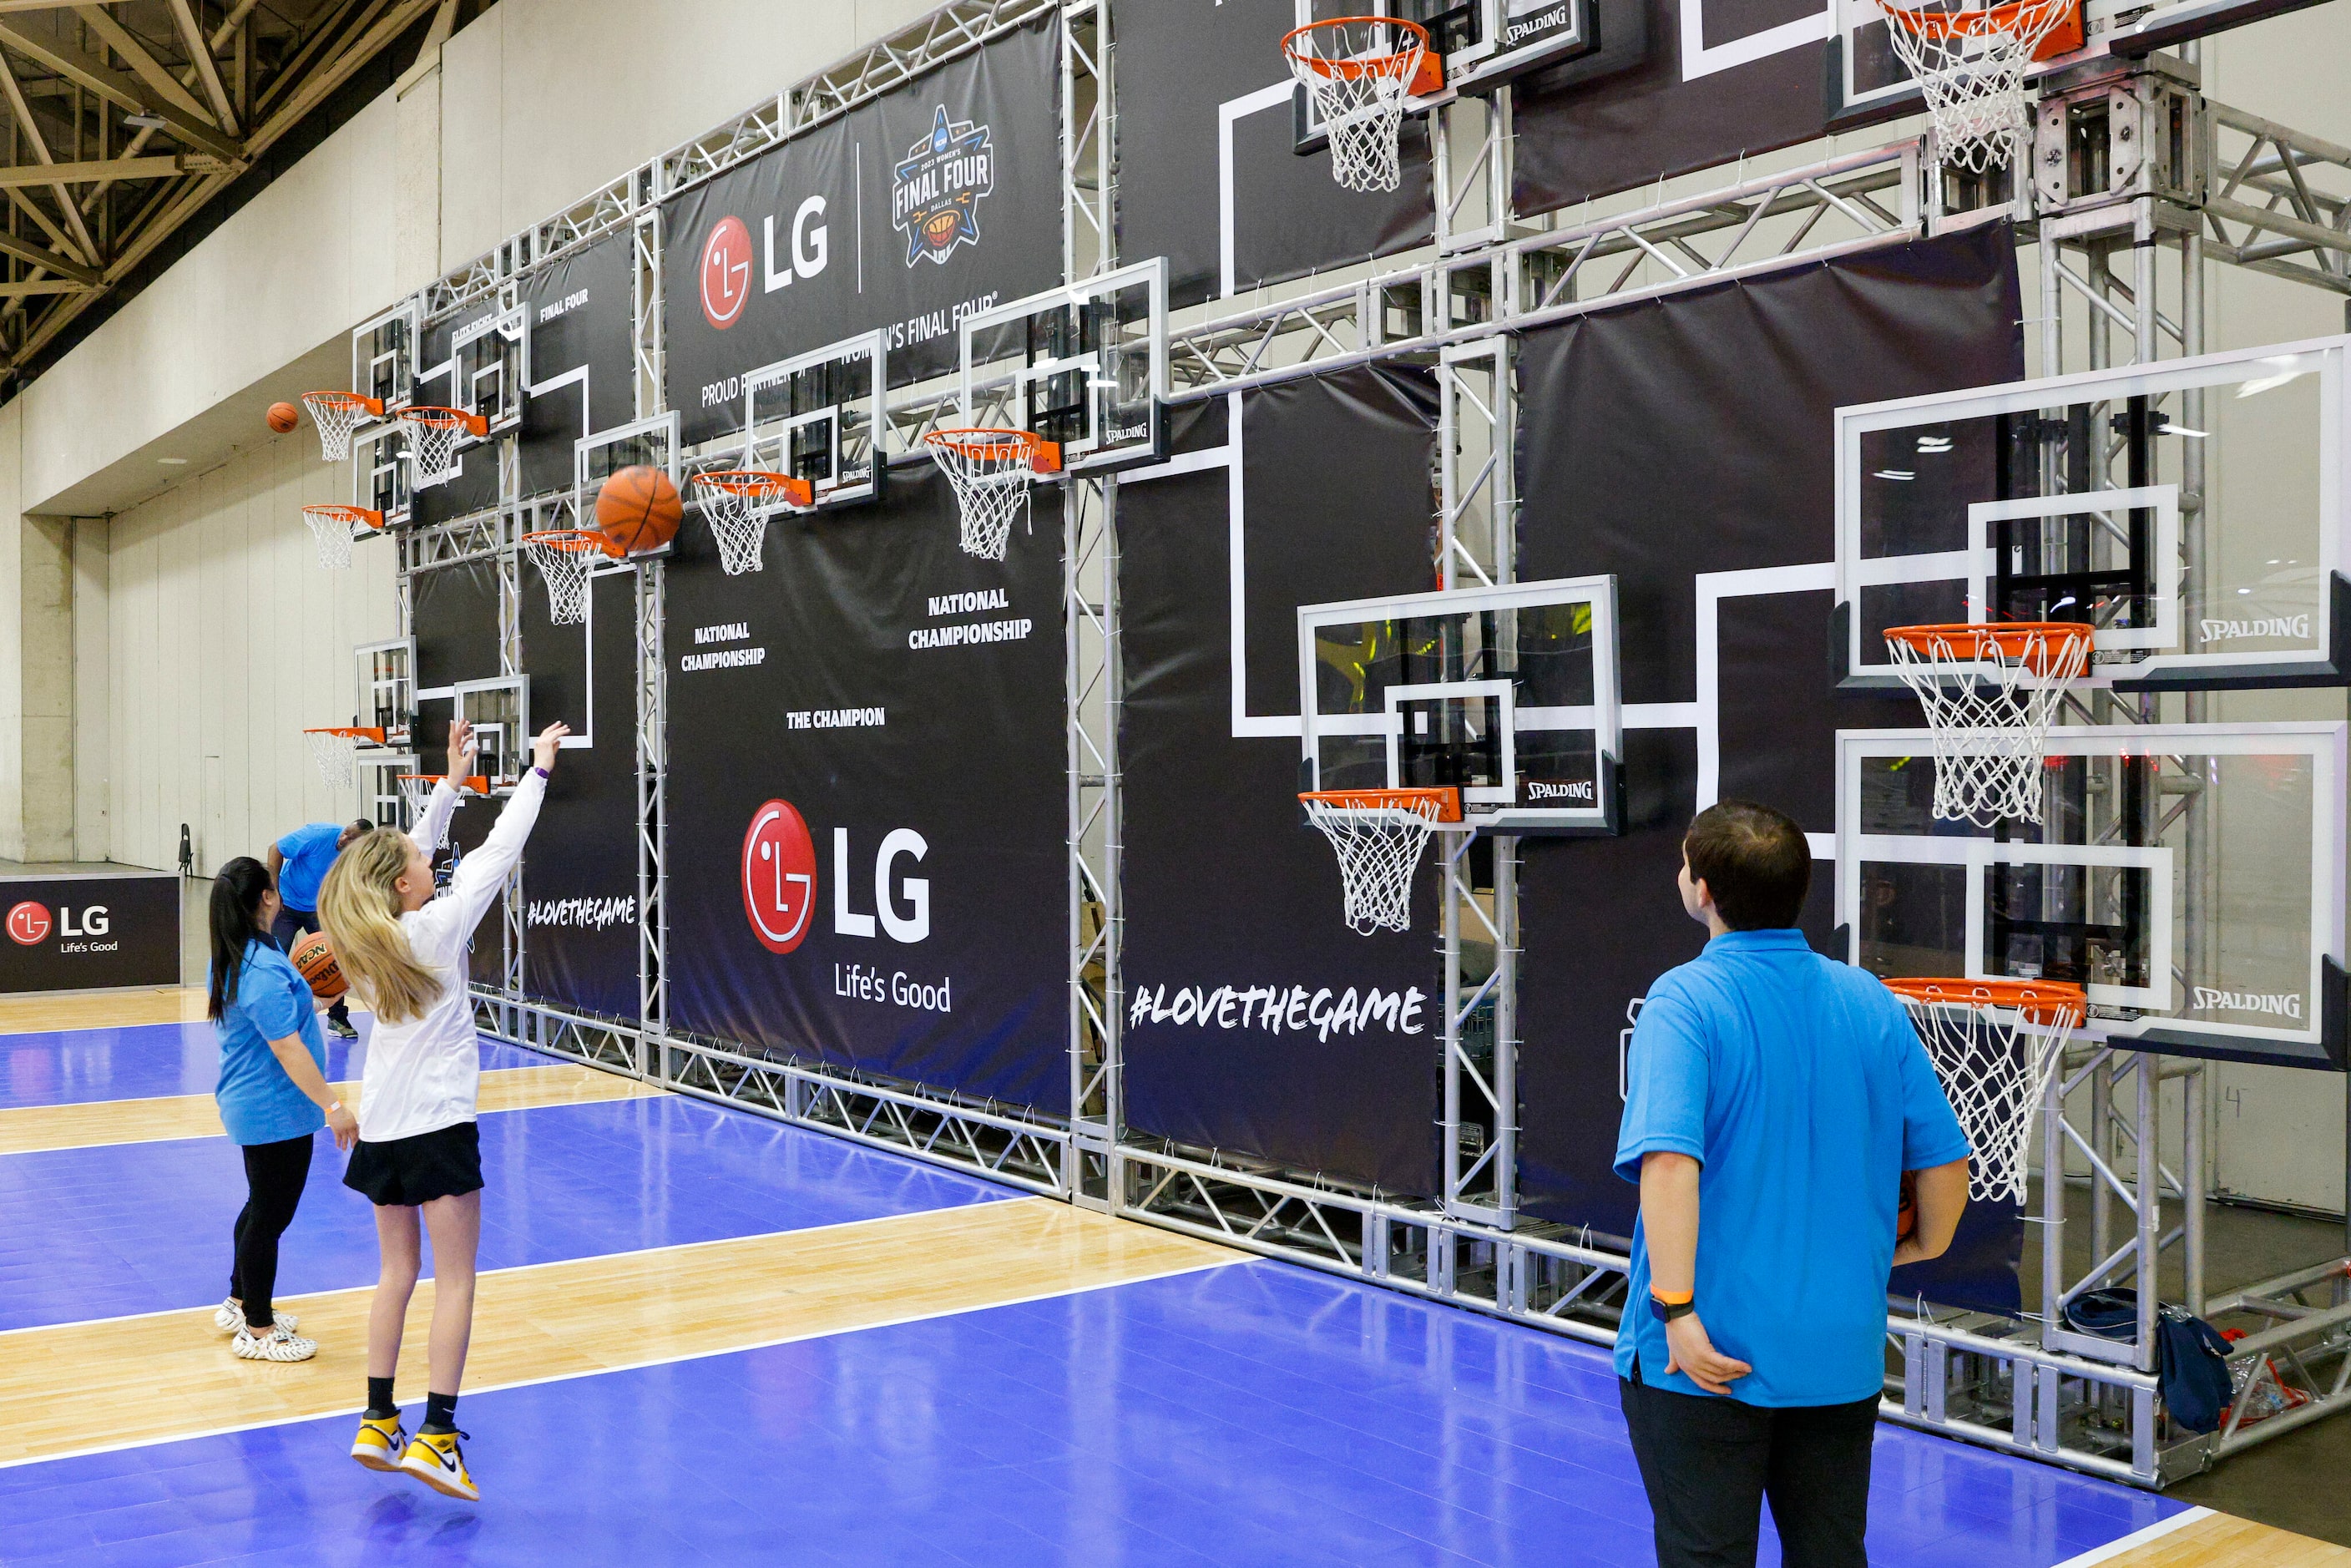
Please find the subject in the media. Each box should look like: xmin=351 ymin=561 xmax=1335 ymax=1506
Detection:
xmin=269 ymin=816 xmax=373 ymax=1038
xmin=1615 ymin=800 xmax=1973 ymax=1568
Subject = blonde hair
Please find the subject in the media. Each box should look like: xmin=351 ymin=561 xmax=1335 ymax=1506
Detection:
xmin=318 ymin=829 xmax=441 ymax=1025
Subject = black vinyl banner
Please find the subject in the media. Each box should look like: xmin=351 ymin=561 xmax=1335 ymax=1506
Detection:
xmin=409 ymin=558 xmax=505 ymax=985
xmin=1112 ymin=0 xmax=1433 ymax=309
xmin=518 ymin=233 xmax=636 ymax=499
xmin=1512 ymin=0 xmax=1826 ymax=214
xmin=665 ymin=463 xmax=1068 ymax=1110
xmin=1511 ymin=221 xmax=2027 ymax=1310
xmin=661 ymin=17 xmax=1061 ymax=445
xmin=519 ymin=566 xmax=640 ymax=1021
xmin=1 ymin=873 xmax=179 ymax=991
xmin=1119 ymin=368 xmax=1445 ymax=1196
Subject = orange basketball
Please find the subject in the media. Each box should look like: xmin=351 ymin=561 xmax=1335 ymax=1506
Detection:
xmin=290 ymin=929 xmax=346 ymax=999
xmin=595 ymin=465 xmax=683 ymax=555
xmin=266 ymin=401 xmax=301 ymax=434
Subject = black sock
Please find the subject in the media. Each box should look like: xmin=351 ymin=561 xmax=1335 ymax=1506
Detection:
xmin=421 ymin=1391 xmax=458 ymax=1434
xmin=366 ymin=1377 xmax=397 ymax=1419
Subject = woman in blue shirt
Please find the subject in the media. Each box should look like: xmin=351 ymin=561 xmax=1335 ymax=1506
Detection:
xmin=208 ymin=857 xmax=360 ymax=1363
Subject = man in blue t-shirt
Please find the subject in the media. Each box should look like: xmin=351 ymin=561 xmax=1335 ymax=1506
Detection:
xmin=267 ymin=817 xmax=373 ymax=1039
xmin=1615 ymin=800 xmax=1972 ymax=1568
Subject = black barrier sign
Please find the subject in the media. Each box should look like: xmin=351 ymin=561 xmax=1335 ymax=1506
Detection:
xmin=662 ymin=464 xmax=1068 ymax=1110
xmin=1117 ymin=374 xmax=1447 ymax=1196
xmin=661 ymin=17 xmax=1062 ymax=445
xmin=0 ymin=873 xmax=179 ymax=992
xmin=518 ymin=232 xmax=636 ymax=499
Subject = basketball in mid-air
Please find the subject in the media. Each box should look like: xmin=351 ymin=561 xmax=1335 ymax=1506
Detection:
xmin=266 ymin=401 xmax=301 ymax=434
xmin=595 ymin=465 xmax=682 ymax=555
xmin=290 ymin=930 xmax=346 ymax=999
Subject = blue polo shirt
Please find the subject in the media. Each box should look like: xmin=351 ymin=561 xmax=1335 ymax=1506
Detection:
xmin=211 ymin=938 xmax=329 ymax=1146
xmin=1615 ymin=928 xmax=1971 ymax=1407
xmin=275 ymin=822 xmax=345 ymax=912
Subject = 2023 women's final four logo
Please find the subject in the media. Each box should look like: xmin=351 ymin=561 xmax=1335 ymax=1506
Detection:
xmin=892 ymin=107 xmax=995 ymax=266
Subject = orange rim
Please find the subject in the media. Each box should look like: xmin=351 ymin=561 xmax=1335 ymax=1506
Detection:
xmin=395 ymin=404 xmax=488 ymax=437
xmin=1299 ymin=786 xmax=1463 ymax=823
xmin=924 ymin=427 xmax=1047 ymax=461
xmin=302 ymin=504 xmax=384 ymax=530
xmin=1882 ymin=976 xmax=2087 ymax=1026
xmin=1281 ymin=16 xmax=1429 ymax=79
xmin=694 ymin=469 xmax=812 ymax=505
xmin=396 ymin=773 xmax=488 ymax=795
xmin=523 ymin=529 xmax=623 ymax=559
xmin=1878 ymin=0 xmax=2068 ymax=38
xmin=1884 ymin=620 xmax=2093 ymax=676
xmin=303 ymin=390 xmax=382 ymax=414
xmin=304 ymin=726 xmax=386 ymax=743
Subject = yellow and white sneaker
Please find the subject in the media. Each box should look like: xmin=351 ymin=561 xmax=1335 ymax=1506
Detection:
xmin=214 ymin=1299 xmax=297 ymax=1335
xmin=230 ymin=1323 xmax=316 ymax=1362
xmin=351 ymin=1414 xmax=407 ymax=1473
xmin=399 ymin=1429 xmax=478 ymax=1501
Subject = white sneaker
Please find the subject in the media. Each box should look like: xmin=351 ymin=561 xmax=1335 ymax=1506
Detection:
xmin=215 ymin=1299 xmax=298 ymax=1335
xmin=232 ymin=1323 xmax=317 ymax=1362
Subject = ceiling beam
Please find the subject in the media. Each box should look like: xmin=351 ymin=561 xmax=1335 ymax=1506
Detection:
xmin=70 ymin=5 xmax=235 ymax=140
xmin=0 ymin=154 xmax=180 ymax=186
xmin=166 ymin=0 xmax=237 ymax=137
xmin=0 ymin=277 xmax=90 ymax=297
xmin=0 ymin=15 xmax=243 ymax=161
xmin=0 ymin=46 xmax=99 ymax=263
xmin=0 ymin=225 xmax=99 ymax=285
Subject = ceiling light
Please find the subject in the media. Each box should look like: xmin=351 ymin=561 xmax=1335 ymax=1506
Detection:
xmin=159 ymin=457 xmax=188 ymax=465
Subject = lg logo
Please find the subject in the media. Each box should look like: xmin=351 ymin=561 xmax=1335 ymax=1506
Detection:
xmin=741 ymin=802 xmax=928 ymax=954
xmin=698 ymin=198 xmax=830 ymax=332
xmin=5 ymin=902 xmax=106 ymax=945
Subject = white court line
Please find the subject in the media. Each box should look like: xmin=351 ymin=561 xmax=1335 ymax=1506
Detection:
xmin=2046 ymin=1508 xmax=2212 ymax=1567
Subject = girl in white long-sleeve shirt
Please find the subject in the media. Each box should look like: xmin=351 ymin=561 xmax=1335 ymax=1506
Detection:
xmin=321 ymin=716 xmax=569 ymax=1503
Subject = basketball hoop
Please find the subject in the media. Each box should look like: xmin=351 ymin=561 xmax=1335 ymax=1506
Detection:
xmin=303 ymin=726 xmax=386 ymax=792
xmin=301 ymin=392 xmax=382 ymax=463
xmin=1884 ymin=977 xmax=2086 ymax=1203
xmin=1299 ymin=787 xmax=1460 ymax=935
xmin=396 ymin=405 xmax=489 ymax=488
xmin=691 ymin=469 xmax=811 ymax=576
xmin=922 ymin=429 xmax=1062 ymax=562
xmin=1884 ymin=621 xmax=2092 ymax=827
xmin=522 ymin=529 xmax=619 ymax=626
xmin=1871 ymin=0 xmax=2082 ymax=173
xmin=1282 ymin=17 xmax=1433 ymax=194
xmin=395 ymin=773 xmax=484 ymax=822
xmin=300 ymin=504 xmax=383 ymax=569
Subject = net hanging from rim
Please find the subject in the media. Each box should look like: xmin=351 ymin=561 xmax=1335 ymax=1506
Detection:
xmin=396 ymin=406 xmax=487 ymax=488
xmin=1282 ymin=17 xmax=1429 ymax=194
xmin=691 ymin=470 xmax=806 ymax=576
xmin=300 ymin=505 xmax=382 ymax=569
xmin=301 ymin=392 xmax=382 ymax=463
xmin=522 ymin=530 xmax=618 ymax=626
xmin=1299 ymin=787 xmax=1459 ymax=935
xmin=395 ymin=773 xmax=483 ymax=822
xmin=923 ymin=429 xmax=1056 ymax=562
xmin=1884 ymin=978 xmax=2086 ymax=1203
xmin=1871 ymin=0 xmax=2077 ymax=173
xmin=303 ymin=726 xmax=384 ymax=792
xmin=1884 ymin=622 xmax=2091 ymax=827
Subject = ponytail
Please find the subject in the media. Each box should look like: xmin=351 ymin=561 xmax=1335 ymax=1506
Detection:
xmin=206 ymin=857 xmax=274 ymax=1020
xmin=318 ymin=829 xmax=441 ymax=1024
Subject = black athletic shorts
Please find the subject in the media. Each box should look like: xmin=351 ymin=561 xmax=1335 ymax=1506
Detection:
xmin=342 ymin=1120 xmax=483 ymax=1207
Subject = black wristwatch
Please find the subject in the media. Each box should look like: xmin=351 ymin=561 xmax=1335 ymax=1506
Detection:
xmin=1649 ymin=1292 xmax=1696 ymax=1324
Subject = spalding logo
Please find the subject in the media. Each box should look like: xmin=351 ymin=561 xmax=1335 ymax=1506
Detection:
xmin=742 ymin=801 xmax=818 ymax=954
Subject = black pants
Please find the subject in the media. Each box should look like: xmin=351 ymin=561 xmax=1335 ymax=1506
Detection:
xmin=271 ymin=906 xmax=348 ymax=1026
xmin=230 ymin=1136 xmax=314 ymax=1328
xmin=1619 ymin=1360 xmax=1878 ymax=1568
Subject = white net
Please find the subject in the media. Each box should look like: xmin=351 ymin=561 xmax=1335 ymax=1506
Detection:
xmin=1302 ymin=792 xmax=1447 ymax=935
xmin=1873 ymin=0 xmax=2074 ymax=173
xmin=401 ymin=410 xmax=463 ymax=488
xmin=301 ymin=506 xmax=359 ymax=569
xmin=1886 ymin=623 xmax=2091 ymax=827
xmin=523 ymin=532 xmax=603 ymax=625
xmin=301 ymin=392 xmax=374 ymax=463
xmin=1282 ymin=18 xmax=1428 ymax=194
xmin=306 ymin=730 xmax=361 ymax=791
xmin=397 ymin=775 xmax=441 ymax=822
xmin=925 ymin=432 xmax=1042 ymax=562
xmin=693 ymin=472 xmax=790 ymax=576
xmin=1891 ymin=980 xmax=2083 ymax=1203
